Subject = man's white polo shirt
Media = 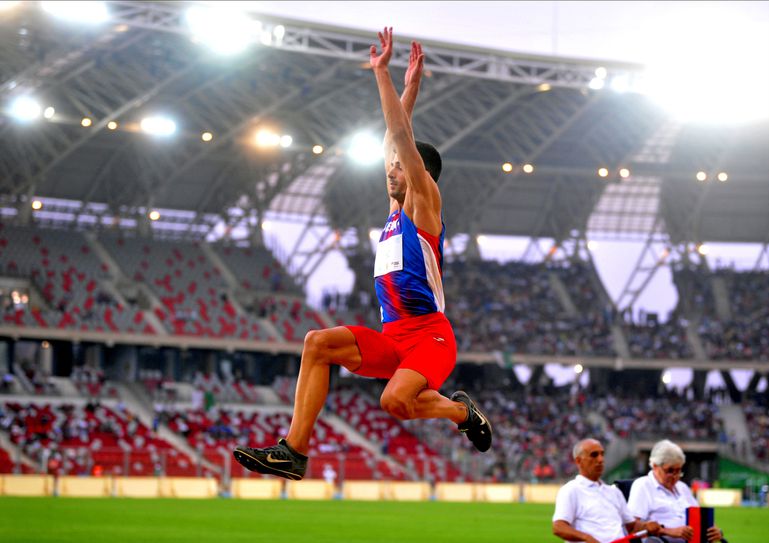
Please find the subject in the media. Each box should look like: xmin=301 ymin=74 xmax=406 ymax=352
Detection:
xmin=553 ymin=474 xmax=635 ymax=543
xmin=627 ymin=471 xmax=698 ymax=542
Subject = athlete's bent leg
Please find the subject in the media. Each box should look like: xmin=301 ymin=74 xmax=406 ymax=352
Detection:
xmin=286 ymin=327 xmax=362 ymax=454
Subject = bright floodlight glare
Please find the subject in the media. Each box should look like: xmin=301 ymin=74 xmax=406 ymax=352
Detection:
xmin=609 ymin=74 xmax=630 ymax=93
xmin=80 ymin=117 xmax=92 ymax=127
xmin=31 ymin=199 xmax=43 ymax=210
xmin=261 ymin=220 xmax=272 ymax=232
xmin=107 ymin=121 xmax=118 ymax=130
xmin=0 ymin=2 xmax=22 ymax=11
xmin=9 ymin=96 xmax=41 ymax=121
xmin=43 ymin=106 xmax=55 ymax=119
xmin=696 ymin=171 xmax=707 ymax=182
xmin=588 ymin=77 xmax=605 ymax=90
xmin=587 ymin=240 xmax=598 ymax=251
xmin=641 ymin=6 xmax=769 ymax=123
xmin=312 ymin=144 xmax=324 ymax=155
xmin=574 ymin=363 xmax=584 ymax=374
xmin=697 ymin=244 xmax=709 ymax=256
xmin=185 ymin=5 xmax=260 ymax=55
xmin=273 ymin=24 xmax=285 ymax=41
xmin=369 ymin=229 xmax=380 ymax=242
xmin=662 ymin=371 xmax=672 ymax=385
xmin=594 ymin=67 xmax=607 ymax=79
xmin=598 ymin=167 xmax=609 ymax=178
xmin=148 ymin=210 xmax=160 ymax=221
xmin=619 ymin=168 xmax=630 ymax=178
xmin=476 ymin=235 xmax=487 ymax=247
xmin=501 ymin=162 xmax=513 ymax=173
xmin=522 ymin=163 xmax=534 ymax=174
xmin=41 ymin=1 xmax=109 ymax=24
xmin=537 ymin=83 xmax=551 ymax=92
xmin=255 ymin=129 xmax=280 ymax=147
xmin=140 ymin=116 xmax=176 ymax=136
xmin=348 ymin=132 xmax=383 ymax=165
xmin=279 ymin=134 xmax=293 ymax=148
xmin=201 ymin=131 xmax=213 ymax=142
xmin=717 ymin=172 xmax=728 ymax=182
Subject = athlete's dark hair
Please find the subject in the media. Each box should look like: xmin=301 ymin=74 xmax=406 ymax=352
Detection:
xmin=415 ymin=141 xmax=442 ymax=183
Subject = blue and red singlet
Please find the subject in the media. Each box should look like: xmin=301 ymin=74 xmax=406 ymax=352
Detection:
xmin=373 ymin=208 xmax=445 ymax=323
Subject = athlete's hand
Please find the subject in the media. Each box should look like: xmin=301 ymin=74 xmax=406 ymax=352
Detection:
xmin=370 ymin=26 xmax=393 ymax=71
xmin=404 ymin=40 xmax=424 ymax=87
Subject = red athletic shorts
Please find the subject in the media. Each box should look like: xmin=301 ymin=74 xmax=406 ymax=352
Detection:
xmin=345 ymin=312 xmax=457 ymax=390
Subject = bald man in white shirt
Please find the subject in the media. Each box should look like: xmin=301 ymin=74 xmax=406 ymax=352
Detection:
xmin=628 ymin=440 xmax=725 ymax=543
xmin=553 ymin=439 xmax=661 ymax=543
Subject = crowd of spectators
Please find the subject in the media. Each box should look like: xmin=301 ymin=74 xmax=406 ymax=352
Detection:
xmin=743 ymin=398 xmax=769 ymax=463
xmin=443 ymin=259 xmax=614 ymax=357
xmin=698 ymin=270 xmax=769 ymax=361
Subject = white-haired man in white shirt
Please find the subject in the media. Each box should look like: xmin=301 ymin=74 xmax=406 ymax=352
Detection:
xmin=628 ymin=439 xmax=725 ymax=543
xmin=553 ymin=438 xmax=661 ymax=543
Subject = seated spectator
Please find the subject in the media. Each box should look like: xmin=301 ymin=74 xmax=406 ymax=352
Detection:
xmin=628 ymin=439 xmax=725 ymax=543
xmin=553 ymin=438 xmax=660 ymax=543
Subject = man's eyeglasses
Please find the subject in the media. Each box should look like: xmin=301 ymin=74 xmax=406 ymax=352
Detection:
xmin=661 ymin=466 xmax=682 ymax=476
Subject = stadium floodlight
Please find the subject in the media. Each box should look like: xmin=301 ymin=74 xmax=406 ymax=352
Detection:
xmin=594 ymin=67 xmax=608 ymax=79
xmin=140 ymin=116 xmax=176 ymax=136
xmin=597 ymin=167 xmax=609 ymax=178
xmin=43 ymin=106 xmax=55 ymax=119
xmin=522 ymin=163 xmax=534 ymax=174
xmin=661 ymin=370 xmax=672 ymax=385
xmin=255 ymin=129 xmax=280 ymax=148
xmin=640 ymin=5 xmax=769 ymax=123
xmin=80 ymin=117 xmax=92 ymax=127
xmin=696 ymin=171 xmax=707 ymax=182
xmin=261 ymin=220 xmax=273 ymax=232
xmin=31 ymin=199 xmax=43 ymax=210
xmin=279 ymin=135 xmax=293 ymax=148
xmin=697 ymin=244 xmax=709 ymax=256
xmin=41 ymin=1 xmax=109 ymax=24
xmin=185 ymin=5 xmax=260 ymax=55
xmin=609 ymin=74 xmax=630 ymax=93
xmin=476 ymin=235 xmax=487 ymax=247
xmin=107 ymin=121 xmax=118 ymax=130
xmin=312 ymin=145 xmax=324 ymax=155
xmin=501 ymin=162 xmax=513 ymax=173
xmin=619 ymin=168 xmax=630 ymax=179
xmin=537 ymin=83 xmax=551 ymax=92
xmin=587 ymin=240 xmax=598 ymax=251
xmin=717 ymin=172 xmax=728 ymax=182
xmin=201 ymin=131 xmax=213 ymax=142
xmin=9 ymin=96 xmax=41 ymax=121
xmin=348 ymin=132 xmax=383 ymax=165
xmin=588 ymin=77 xmax=605 ymax=90
xmin=574 ymin=363 xmax=584 ymax=374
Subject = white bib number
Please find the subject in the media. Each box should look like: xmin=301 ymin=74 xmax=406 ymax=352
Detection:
xmin=374 ymin=234 xmax=403 ymax=277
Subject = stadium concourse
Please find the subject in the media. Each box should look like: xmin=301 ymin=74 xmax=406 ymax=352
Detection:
xmin=0 ymin=0 xmax=768 ymax=517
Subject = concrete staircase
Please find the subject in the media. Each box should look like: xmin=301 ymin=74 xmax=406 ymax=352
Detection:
xmin=711 ymin=275 xmax=732 ymax=321
xmin=719 ymin=403 xmax=753 ymax=462
xmin=0 ymin=432 xmax=38 ymax=472
xmin=114 ymin=382 xmax=221 ymax=474
xmin=549 ymin=273 xmax=578 ymax=316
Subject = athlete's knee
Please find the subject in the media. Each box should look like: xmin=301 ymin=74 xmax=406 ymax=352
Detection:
xmin=302 ymin=329 xmax=332 ymax=364
xmin=380 ymin=391 xmax=415 ymax=420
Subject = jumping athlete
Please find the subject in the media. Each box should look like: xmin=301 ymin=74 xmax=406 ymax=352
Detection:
xmin=233 ymin=28 xmax=492 ymax=481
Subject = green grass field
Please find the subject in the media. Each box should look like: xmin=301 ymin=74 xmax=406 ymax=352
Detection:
xmin=1 ymin=498 xmax=767 ymax=543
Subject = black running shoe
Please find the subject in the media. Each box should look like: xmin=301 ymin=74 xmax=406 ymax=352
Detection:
xmin=451 ymin=390 xmax=493 ymax=452
xmin=233 ymin=438 xmax=308 ymax=481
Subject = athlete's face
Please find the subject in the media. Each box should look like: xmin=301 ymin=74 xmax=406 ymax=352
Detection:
xmin=387 ymin=154 xmax=407 ymax=204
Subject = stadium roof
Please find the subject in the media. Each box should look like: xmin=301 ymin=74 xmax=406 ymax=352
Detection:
xmin=1 ymin=1 xmax=768 ymax=253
